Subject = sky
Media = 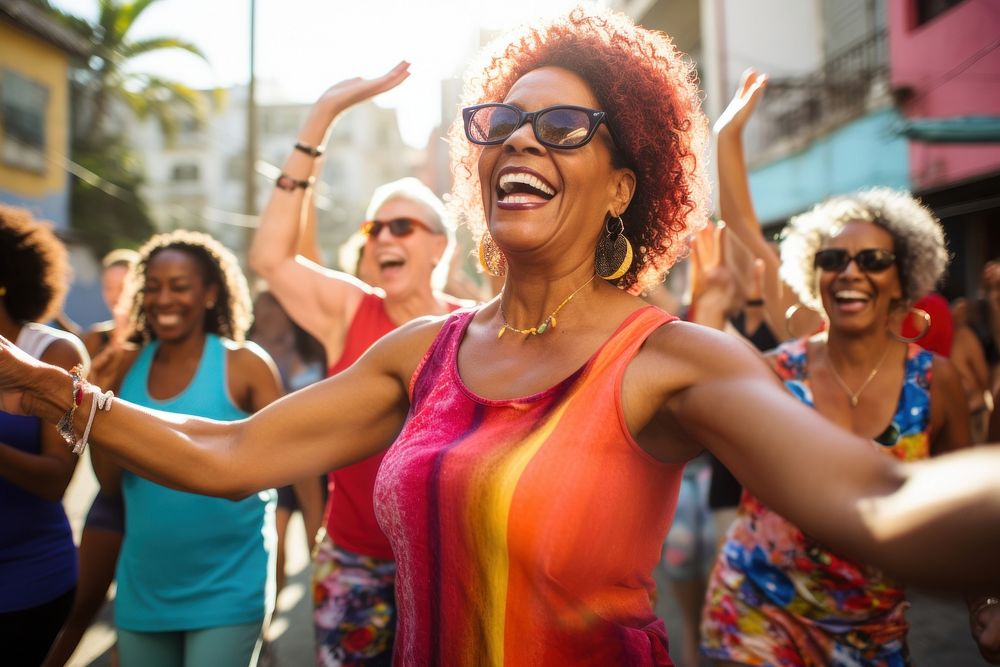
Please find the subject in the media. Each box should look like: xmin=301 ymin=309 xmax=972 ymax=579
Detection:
xmin=50 ymin=0 xmax=602 ymax=148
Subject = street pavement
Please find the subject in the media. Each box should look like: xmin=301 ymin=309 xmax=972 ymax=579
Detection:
xmin=64 ymin=456 xmax=989 ymax=666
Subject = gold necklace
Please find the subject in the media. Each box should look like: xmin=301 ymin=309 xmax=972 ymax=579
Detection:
xmin=497 ymin=274 xmax=596 ymax=338
xmin=826 ymin=344 xmax=892 ymax=408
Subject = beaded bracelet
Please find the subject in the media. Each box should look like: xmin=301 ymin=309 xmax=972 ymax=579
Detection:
xmin=274 ymin=173 xmax=315 ymax=192
xmin=56 ymin=364 xmax=86 ymax=446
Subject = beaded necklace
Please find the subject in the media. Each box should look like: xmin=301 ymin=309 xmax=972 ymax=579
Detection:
xmin=497 ymin=274 xmax=596 ymax=338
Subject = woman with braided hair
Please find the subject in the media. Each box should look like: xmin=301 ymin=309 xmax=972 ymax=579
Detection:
xmin=90 ymin=230 xmax=282 ymax=667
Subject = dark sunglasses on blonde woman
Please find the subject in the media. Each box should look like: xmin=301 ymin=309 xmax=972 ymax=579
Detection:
xmin=814 ymin=248 xmax=896 ymax=273
xmin=360 ymin=217 xmax=432 ymax=239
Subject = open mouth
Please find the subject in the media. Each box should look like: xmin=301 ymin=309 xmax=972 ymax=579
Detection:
xmin=832 ymin=289 xmax=871 ymax=312
xmin=154 ymin=313 xmax=182 ymax=327
xmin=377 ymin=255 xmax=406 ymax=275
xmin=496 ymin=171 xmax=556 ymax=205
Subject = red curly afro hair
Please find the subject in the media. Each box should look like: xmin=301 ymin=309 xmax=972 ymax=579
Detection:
xmin=448 ymin=5 xmax=709 ymax=294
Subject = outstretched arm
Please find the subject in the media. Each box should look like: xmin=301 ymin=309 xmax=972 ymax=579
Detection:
xmin=635 ymin=323 xmax=1000 ymax=589
xmin=249 ymin=62 xmax=412 ymax=348
xmin=0 ymin=319 xmax=436 ymax=501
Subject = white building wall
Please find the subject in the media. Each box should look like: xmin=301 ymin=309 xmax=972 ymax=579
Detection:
xmin=128 ymin=83 xmax=417 ymax=268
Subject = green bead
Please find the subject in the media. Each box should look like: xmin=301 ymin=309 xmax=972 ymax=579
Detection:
xmin=537 ymin=322 xmax=548 ymax=334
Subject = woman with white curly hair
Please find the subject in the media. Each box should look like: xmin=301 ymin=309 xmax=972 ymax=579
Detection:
xmin=702 ymin=186 xmax=978 ymax=666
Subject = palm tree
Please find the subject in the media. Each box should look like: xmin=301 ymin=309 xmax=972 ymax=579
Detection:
xmin=27 ymin=0 xmax=214 ymax=253
xmin=75 ymin=0 xmax=210 ymax=147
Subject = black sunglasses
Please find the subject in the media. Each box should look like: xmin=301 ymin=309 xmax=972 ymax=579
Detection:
xmin=462 ymin=103 xmax=615 ymax=149
xmin=360 ymin=217 xmax=431 ymax=239
xmin=814 ymin=248 xmax=896 ymax=273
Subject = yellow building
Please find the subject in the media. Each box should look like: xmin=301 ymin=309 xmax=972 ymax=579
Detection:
xmin=0 ymin=0 xmax=88 ymax=229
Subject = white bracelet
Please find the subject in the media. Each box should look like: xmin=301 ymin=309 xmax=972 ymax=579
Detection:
xmin=71 ymin=389 xmax=114 ymax=456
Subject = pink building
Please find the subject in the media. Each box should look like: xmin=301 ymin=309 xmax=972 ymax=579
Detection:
xmin=889 ymin=0 xmax=1000 ymax=297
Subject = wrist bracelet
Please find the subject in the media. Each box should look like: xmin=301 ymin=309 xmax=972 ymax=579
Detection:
xmin=974 ymin=596 xmax=1000 ymax=617
xmin=294 ymin=141 xmax=324 ymax=157
xmin=274 ymin=173 xmax=315 ymax=192
xmin=57 ymin=365 xmax=87 ymax=445
xmin=72 ymin=388 xmax=114 ymax=456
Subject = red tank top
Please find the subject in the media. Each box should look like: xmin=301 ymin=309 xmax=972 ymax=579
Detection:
xmin=324 ymin=291 xmax=458 ymax=559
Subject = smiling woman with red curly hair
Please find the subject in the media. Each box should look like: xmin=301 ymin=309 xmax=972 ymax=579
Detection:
xmin=4 ymin=6 xmax=1000 ymax=667
xmin=449 ymin=6 xmax=710 ymax=294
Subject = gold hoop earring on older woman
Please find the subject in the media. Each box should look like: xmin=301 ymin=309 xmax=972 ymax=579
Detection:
xmin=890 ymin=307 xmax=930 ymax=344
xmin=595 ymin=216 xmax=633 ymax=281
xmin=478 ymin=233 xmax=507 ymax=278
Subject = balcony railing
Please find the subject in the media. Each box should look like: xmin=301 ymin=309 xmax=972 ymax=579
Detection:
xmin=747 ymin=28 xmax=890 ymax=160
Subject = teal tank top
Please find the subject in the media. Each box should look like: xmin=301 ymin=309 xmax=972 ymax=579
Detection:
xmin=116 ymin=334 xmax=276 ymax=631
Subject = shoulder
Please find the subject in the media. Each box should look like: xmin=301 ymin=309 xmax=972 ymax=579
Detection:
xmin=635 ymin=319 xmax=774 ymax=392
xmin=30 ymin=323 xmax=88 ymax=372
xmin=438 ymin=291 xmax=478 ymax=311
xmin=365 ymin=310 xmax=460 ymax=378
xmin=930 ymin=352 xmax=963 ymax=391
xmin=223 ymin=338 xmax=277 ymax=374
xmin=39 ymin=336 xmax=87 ymax=372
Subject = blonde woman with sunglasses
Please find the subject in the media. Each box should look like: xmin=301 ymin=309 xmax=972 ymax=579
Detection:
xmin=248 ymin=71 xmax=469 ymax=666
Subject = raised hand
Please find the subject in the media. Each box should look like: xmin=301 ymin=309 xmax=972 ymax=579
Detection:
xmin=314 ymin=61 xmax=412 ymax=116
xmin=689 ymin=222 xmax=737 ymax=329
xmin=714 ymin=68 xmax=768 ymax=136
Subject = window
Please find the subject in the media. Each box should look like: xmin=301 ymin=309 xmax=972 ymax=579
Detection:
xmin=1 ymin=70 xmax=49 ymax=172
xmin=171 ymin=163 xmax=200 ymax=182
xmin=916 ymin=0 xmax=966 ymax=25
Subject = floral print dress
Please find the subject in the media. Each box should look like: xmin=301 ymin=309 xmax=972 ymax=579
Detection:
xmin=701 ymin=338 xmax=933 ymax=667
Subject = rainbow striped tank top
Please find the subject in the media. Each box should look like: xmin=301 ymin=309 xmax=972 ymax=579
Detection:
xmin=374 ymin=305 xmax=683 ymax=665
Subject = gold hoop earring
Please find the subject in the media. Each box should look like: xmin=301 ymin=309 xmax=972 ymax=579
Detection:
xmin=478 ymin=233 xmax=507 ymax=278
xmin=595 ymin=216 xmax=633 ymax=281
xmin=890 ymin=307 xmax=930 ymax=344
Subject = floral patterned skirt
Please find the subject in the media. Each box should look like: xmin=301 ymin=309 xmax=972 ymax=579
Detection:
xmin=312 ymin=538 xmax=396 ymax=667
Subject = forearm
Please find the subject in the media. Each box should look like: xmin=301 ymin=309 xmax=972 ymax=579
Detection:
xmin=0 ymin=440 xmax=74 ymax=501
xmin=249 ymin=108 xmax=332 ymax=277
xmin=75 ymin=393 xmax=246 ymax=499
xmin=297 ymin=156 xmax=326 ymax=264
xmin=717 ymin=130 xmax=766 ymax=252
xmin=293 ymin=475 xmax=325 ymax=549
xmin=855 ymin=447 xmax=1000 ymax=589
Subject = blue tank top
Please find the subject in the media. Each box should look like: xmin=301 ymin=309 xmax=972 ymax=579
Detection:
xmin=0 ymin=412 xmax=77 ymax=612
xmin=116 ymin=334 xmax=276 ymax=631
xmin=0 ymin=324 xmax=78 ymax=612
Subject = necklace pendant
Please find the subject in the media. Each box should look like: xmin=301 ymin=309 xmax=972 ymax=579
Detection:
xmin=497 ymin=325 xmax=507 ymax=339
xmin=849 ymin=395 xmax=859 ymax=408
xmin=536 ymin=322 xmax=548 ymax=334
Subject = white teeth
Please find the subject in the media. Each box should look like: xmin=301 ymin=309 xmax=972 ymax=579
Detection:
xmin=157 ymin=314 xmax=181 ymax=325
xmin=498 ymin=172 xmax=555 ymax=196
xmin=835 ymin=290 xmax=869 ymax=300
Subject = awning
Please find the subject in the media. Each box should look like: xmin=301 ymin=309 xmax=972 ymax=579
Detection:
xmin=894 ymin=116 xmax=1000 ymax=143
